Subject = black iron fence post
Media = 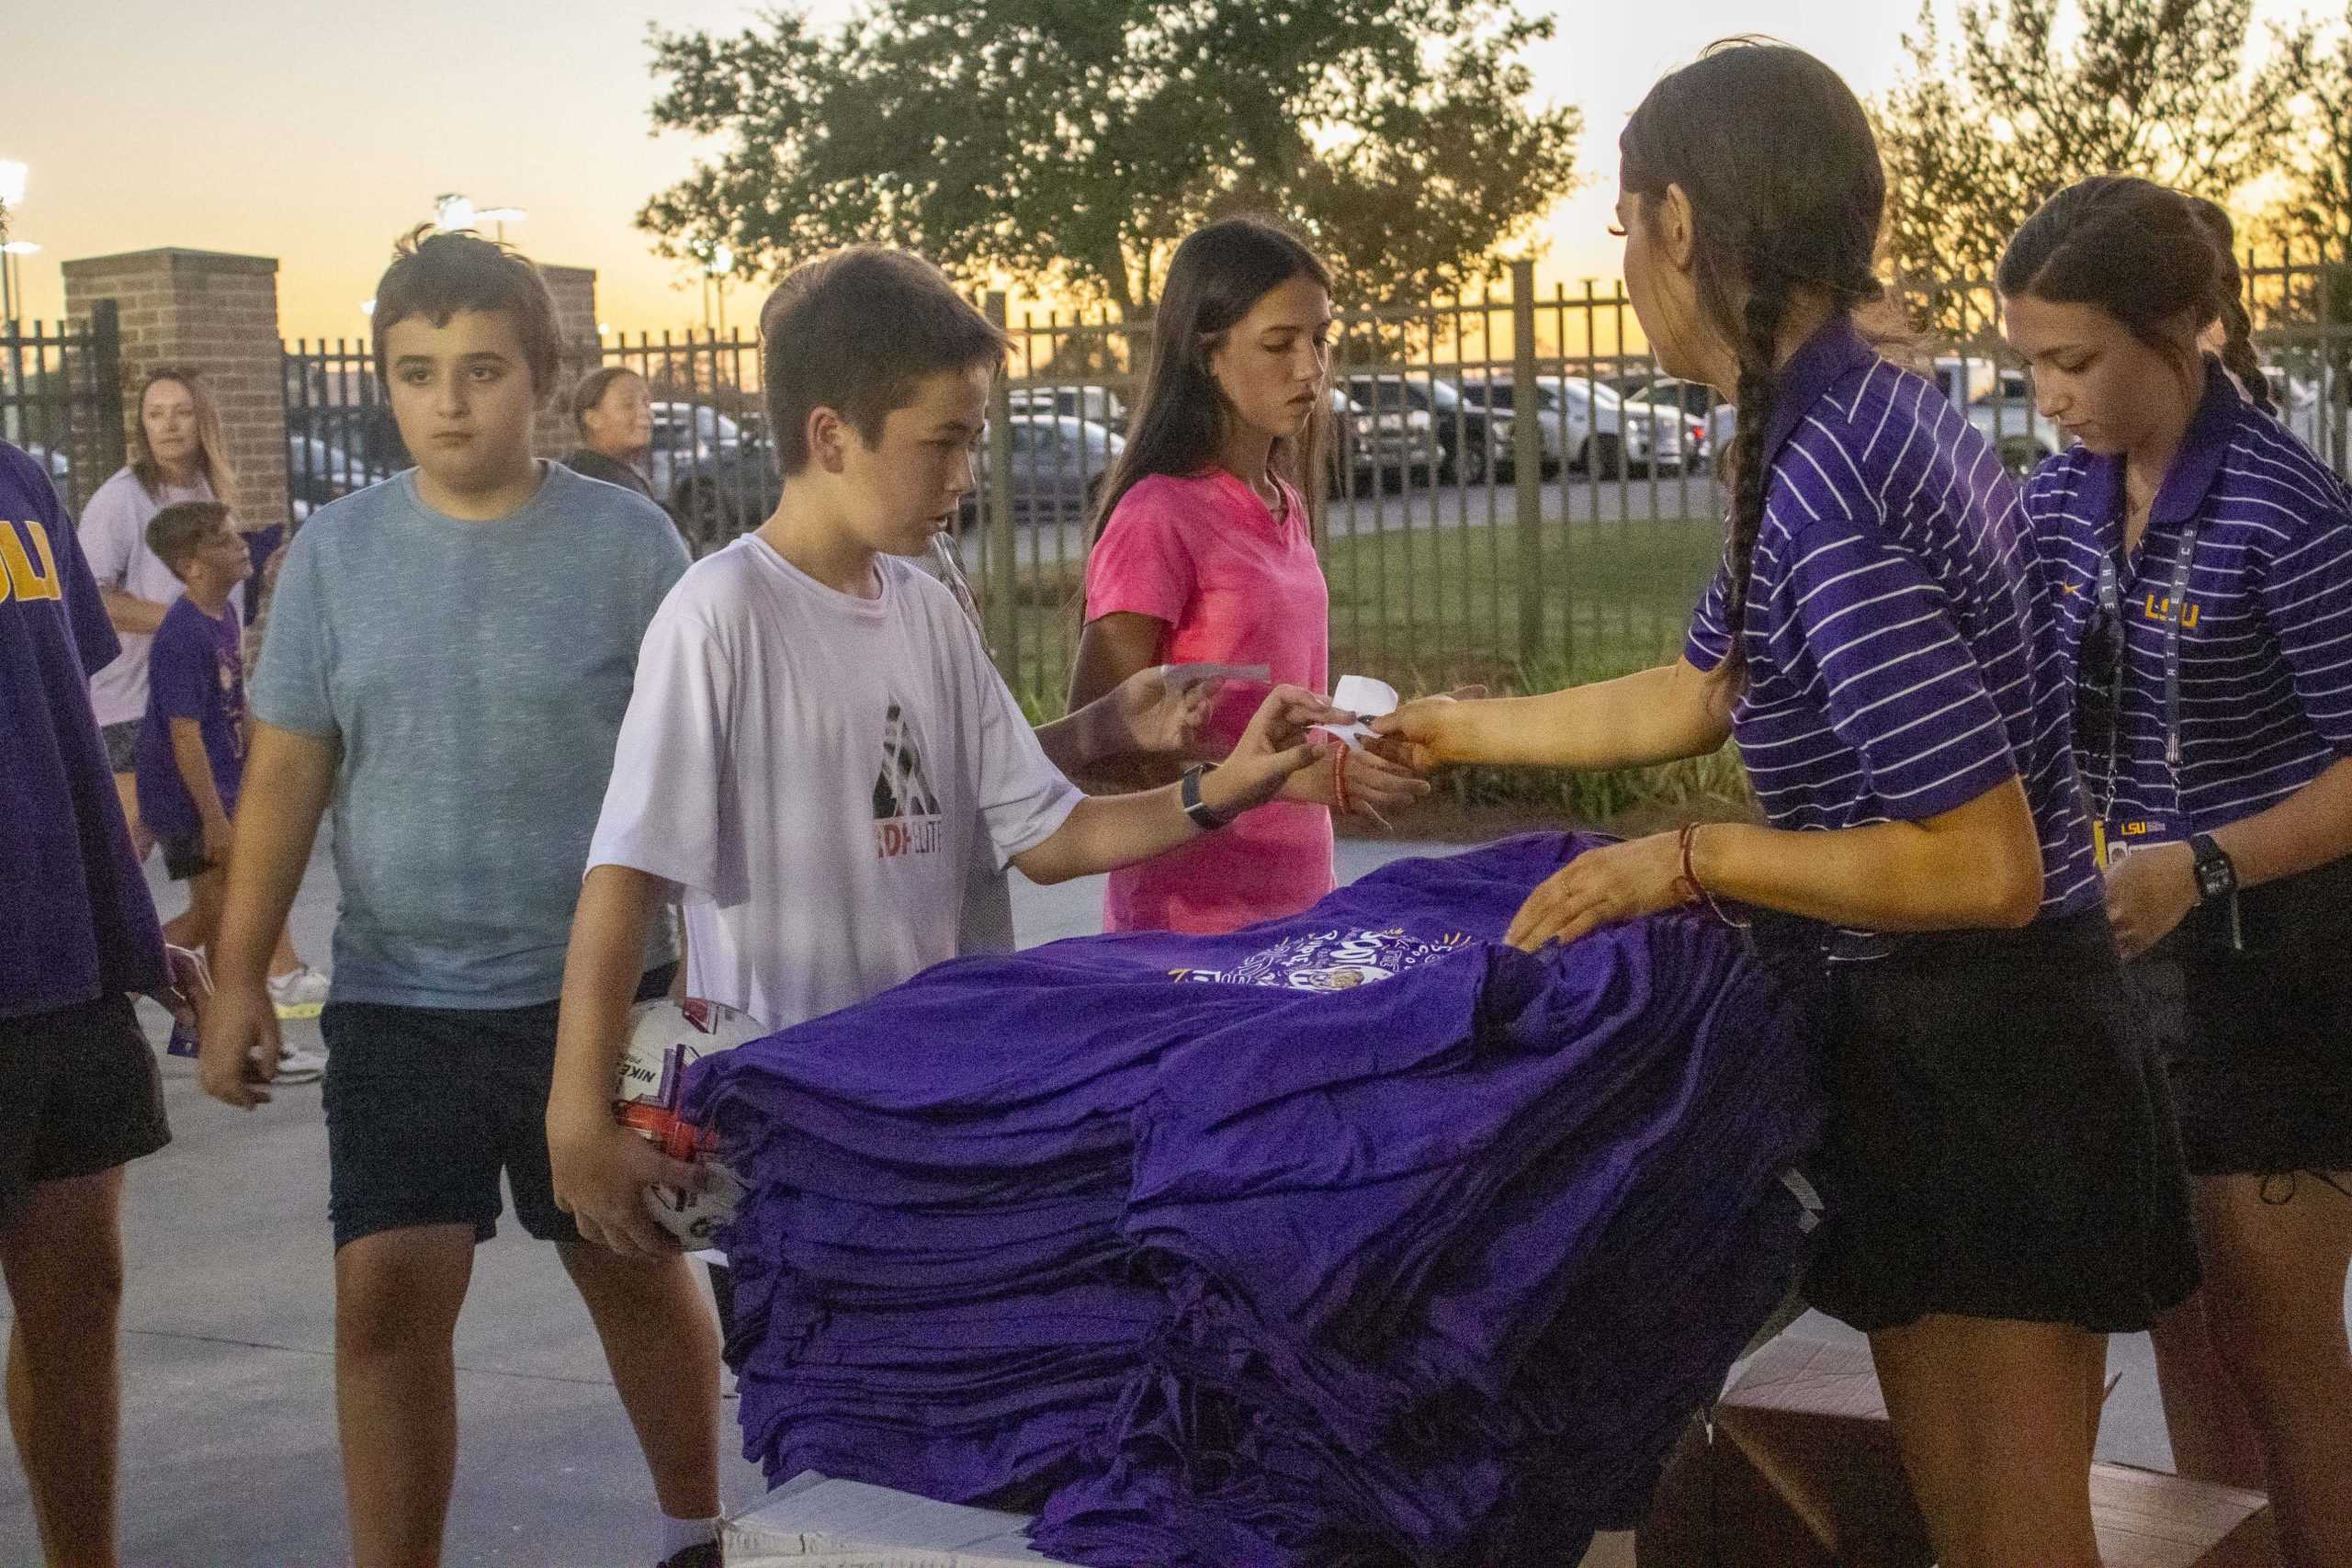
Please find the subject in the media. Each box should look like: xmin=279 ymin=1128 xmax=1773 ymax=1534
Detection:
xmin=1511 ymin=259 xmax=1544 ymax=669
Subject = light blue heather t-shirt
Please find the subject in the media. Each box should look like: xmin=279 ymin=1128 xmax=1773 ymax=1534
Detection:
xmin=252 ymin=463 xmax=688 ymax=1008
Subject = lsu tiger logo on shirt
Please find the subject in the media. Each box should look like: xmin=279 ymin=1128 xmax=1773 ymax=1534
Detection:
xmin=0 ymin=520 xmax=62 ymax=605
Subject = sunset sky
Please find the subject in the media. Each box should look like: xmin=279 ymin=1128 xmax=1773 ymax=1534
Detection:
xmin=2 ymin=1 xmax=2326 ymax=342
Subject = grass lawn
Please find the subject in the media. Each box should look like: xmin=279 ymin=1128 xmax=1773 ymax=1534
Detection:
xmin=982 ymin=513 xmax=1726 ymax=713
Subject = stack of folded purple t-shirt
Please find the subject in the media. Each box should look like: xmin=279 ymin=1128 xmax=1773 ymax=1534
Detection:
xmin=685 ymin=833 xmax=1822 ymax=1565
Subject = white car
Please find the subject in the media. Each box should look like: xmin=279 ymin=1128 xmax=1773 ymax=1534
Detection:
xmin=1931 ymin=357 xmax=2065 ymax=472
xmin=1621 ymin=378 xmax=1735 ymax=471
xmin=1472 ymin=376 xmax=1686 ymax=478
xmin=1009 ymin=385 xmax=1127 ymax=430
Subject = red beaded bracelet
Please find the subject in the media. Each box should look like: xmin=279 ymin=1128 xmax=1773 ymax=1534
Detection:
xmin=1332 ymin=743 xmax=1352 ymax=817
xmin=1678 ymin=821 xmax=1748 ymax=931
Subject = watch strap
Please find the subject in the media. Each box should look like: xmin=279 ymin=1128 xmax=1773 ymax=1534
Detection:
xmin=1181 ymin=763 xmax=1232 ymax=831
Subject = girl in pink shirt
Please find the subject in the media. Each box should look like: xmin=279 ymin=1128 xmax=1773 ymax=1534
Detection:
xmin=1072 ymin=219 xmax=1426 ymax=934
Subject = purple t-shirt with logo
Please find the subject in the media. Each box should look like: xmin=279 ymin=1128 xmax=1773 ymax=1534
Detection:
xmin=1683 ymin=318 xmax=2101 ymax=955
xmin=134 ymin=593 xmax=249 ymax=846
xmin=0 ymin=442 xmax=166 ymax=1017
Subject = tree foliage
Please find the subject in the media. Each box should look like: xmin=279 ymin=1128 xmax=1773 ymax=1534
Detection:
xmin=1875 ymin=0 xmax=2311 ymax=334
xmin=637 ymin=0 xmax=1581 ymax=313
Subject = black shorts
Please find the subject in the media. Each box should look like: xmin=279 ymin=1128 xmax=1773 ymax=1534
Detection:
xmin=159 ymin=833 xmax=215 ymax=883
xmin=2142 ymin=857 xmax=2352 ymax=1177
xmin=320 ymin=964 xmax=675 ymax=1251
xmin=0 ymin=994 xmax=171 ymax=1217
xmin=100 ymin=718 xmax=141 ymax=775
xmin=1785 ymin=908 xmax=2199 ymax=1336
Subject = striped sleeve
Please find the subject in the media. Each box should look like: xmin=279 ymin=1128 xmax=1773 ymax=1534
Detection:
xmin=1682 ymin=559 xmax=1733 ymax=673
xmin=1771 ymin=517 xmax=2018 ymax=819
xmin=2254 ymin=512 xmax=2352 ymax=754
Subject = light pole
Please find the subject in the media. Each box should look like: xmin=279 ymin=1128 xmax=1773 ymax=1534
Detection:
xmin=1 ymin=243 xmax=40 ymax=327
xmin=434 ymin=193 xmax=526 ymax=243
xmin=0 ymin=159 xmax=28 ymax=327
xmin=700 ymin=242 xmax=735 ymax=335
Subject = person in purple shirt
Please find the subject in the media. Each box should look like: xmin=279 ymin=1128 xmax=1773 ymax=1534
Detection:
xmin=2005 ymin=175 xmax=2352 ymax=1568
xmin=0 ymin=438 xmax=174 ymax=1567
xmin=1376 ymin=42 xmax=2197 ymax=1567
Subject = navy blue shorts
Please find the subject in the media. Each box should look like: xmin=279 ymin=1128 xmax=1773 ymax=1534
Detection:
xmin=321 ymin=965 xmax=675 ymax=1251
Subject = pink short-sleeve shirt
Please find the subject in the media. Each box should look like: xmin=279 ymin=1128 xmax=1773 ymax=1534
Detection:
xmin=1082 ymin=468 xmax=1332 ymax=933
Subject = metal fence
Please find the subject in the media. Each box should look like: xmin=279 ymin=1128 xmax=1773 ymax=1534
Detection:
xmin=275 ymin=250 xmax=2352 ymax=713
xmin=1 ymin=301 xmax=121 ymax=514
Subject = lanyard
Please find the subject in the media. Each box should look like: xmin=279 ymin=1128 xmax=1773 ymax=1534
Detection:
xmin=2094 ymin=514 xmax=2202 ymax=840
xmin=930 ymin=531 xmax=990 ymax=651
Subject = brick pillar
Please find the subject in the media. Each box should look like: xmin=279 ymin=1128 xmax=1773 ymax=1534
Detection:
xmin=62 ymin=248 xmax=288 ymax=528
xmin=535 ymin=264 xmax=600 ymax=459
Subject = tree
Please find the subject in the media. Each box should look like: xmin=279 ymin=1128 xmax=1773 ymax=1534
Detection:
xmin=2265 ymin=7 xmax=2352 ymax=257
xmin=635 ymin=0 xmax=1581 ymax=314
xmin=1876 ymin=0 xmax=2311 ymax=335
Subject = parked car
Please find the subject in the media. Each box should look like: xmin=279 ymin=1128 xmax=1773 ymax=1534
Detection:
xmin=1341 ymin=374 xmax=1487 ymax=485
xmin=1620 ymin=378 xmax=1733 ymax=471
xmin=1009 ymin=385 xmax=1128 ymax=431
xmin=285 ymin=402 xmax=411 ymax=482
xmin=960 ymin=412 xmax=1125 ymax=525
xmin=285 ymin=433 xmax=391 ymax=520
xmin=1332 ymin=378 xmax=1434 ymax=490
xmin=1468 ymin=374 xmax=1686 ymax=479
xmin=1456 ymin=375 xmax=1565 ymax=478
xmin=1931 ymin=357 xmax=2065 ymax=472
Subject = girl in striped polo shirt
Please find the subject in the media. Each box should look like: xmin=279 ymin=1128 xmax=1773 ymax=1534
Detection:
xmin=1376 ymin=42 xmax=2196 ymax=1566
xmin=2004 ymin=176 xmax=2352 ymax=1568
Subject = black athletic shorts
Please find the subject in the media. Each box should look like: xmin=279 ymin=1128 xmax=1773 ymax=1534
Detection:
xmin=2141 ymin=856 xmax=2352 ymax=1177
xmin=100 ymin=718 xmax=141 ymax=775
xmin=320 ymin=964 xmax=676 ymax=1251
xmin=1779 ymin=908 xmax=2200 ymax=1336
xmin=158 ymin=833 xmax=214 ymax=883
xmin=0 ymin=994 xmax=171 ymax=1218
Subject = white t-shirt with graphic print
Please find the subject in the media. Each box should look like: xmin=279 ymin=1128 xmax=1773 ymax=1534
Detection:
xmin=587 ymin=536 xmax=1081 ymax=1034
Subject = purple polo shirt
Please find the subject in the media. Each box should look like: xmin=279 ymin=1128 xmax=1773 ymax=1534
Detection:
xmin=2023 ymin=359 xmax=2352 ymax=846
xmin=0 ymin=442 xmax=167 ymax=1017
xmin=1684 ymin=318 xmax=2101 ymax=954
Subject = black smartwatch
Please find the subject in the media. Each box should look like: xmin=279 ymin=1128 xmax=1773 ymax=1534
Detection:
xmin=1181 ymin=763 xmax=1234 ymax=831
xmin=2188 ymin=833 xmax=2238 ymax=904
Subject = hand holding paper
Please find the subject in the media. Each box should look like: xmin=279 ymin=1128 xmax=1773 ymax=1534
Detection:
xmin=1313 ymin=675 xmax=1398 ymax=750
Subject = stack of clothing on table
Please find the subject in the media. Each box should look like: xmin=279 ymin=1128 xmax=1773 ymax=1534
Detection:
xmin=686 ymin=833 xmax=1823 ymax=1566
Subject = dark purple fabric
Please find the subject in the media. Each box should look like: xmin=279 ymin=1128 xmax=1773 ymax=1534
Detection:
xmin=134 ymin=593 xmax=248 ymax=843
xmin=0 ymin=442 xmax=165 ymax=1018
xmin=688 ymin=833 xmax=1822 ymax=1565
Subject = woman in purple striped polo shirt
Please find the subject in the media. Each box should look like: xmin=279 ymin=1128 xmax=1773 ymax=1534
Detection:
xmin=1377 ymin=42 xmax=2196 ymax=1566
xmin=2004 ymin=176 xmax=2352 ymax=1568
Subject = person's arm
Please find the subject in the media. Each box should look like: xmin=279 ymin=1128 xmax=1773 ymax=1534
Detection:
xmin=1011 ymin=684 xmax=1332 ymax=884
xmin=549 ymin=864 xmax=706 ymax=1259
xmin=1375 ymin=658 xmax=1734 ymax=772
xmin=199 ymin=723 xmax=336 ymax=1106
xmin=2107 ymin=512 xmax=2352 ymax=954
xmin=169 ymin=716 xmax=232 ymax=862
xmin=99 ymin=586 xmax=168 ymax=637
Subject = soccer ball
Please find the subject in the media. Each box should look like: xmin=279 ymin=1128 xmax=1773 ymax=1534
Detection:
xmin=614 ymin=997 xmax=767 ymax=1246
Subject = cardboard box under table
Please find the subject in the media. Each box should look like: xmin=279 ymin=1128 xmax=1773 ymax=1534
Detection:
xmin=725 ymin=1472 xmax=1638 ymax=1567
xmin=1635 ymin=1334 xmax=2277 ymax=1567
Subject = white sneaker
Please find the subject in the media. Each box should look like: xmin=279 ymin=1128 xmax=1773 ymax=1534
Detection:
xmin=274 ymin=1043 xmax=327 ymax=1084
xmin=266 ymin=964 xmax=331 ymax=1020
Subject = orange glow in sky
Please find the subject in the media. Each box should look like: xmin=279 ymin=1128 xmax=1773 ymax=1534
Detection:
xmin=0 ymin=2 xmax=2319 ymax=343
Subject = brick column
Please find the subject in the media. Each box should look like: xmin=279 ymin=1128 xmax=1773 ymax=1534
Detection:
xmin=534 ymin=264 xmax=600 ymax=459
xmin=62 ymin=248 xmax=288 ymax=528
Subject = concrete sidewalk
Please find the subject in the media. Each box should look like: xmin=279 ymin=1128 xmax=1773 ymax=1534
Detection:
xmin=0 ymin=833 xmax=2282 ymax=1564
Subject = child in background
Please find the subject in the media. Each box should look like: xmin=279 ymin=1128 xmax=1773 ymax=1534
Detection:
xmin=132 ymin=501 xmax=324 ymax=1080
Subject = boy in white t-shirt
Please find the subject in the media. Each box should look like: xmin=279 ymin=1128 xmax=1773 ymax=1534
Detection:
xmin=548 ymin=247 xmax=1334 ymax=1267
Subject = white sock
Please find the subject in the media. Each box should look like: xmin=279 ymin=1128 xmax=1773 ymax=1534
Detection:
xmin=661 ymin=1515 xmax=720 ymax=1559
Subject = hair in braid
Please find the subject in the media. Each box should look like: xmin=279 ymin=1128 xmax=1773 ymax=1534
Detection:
xmin=1999 ymin=178 xmax=2263 ymax=412
xmin=2185 ymin=197 xmax=2276 ymax=417
xmin=1621 ymin=40 xmax=1888 ymax=682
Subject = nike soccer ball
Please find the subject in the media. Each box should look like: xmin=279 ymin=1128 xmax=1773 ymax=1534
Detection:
xmin=614 ymin=997 xmax=767 ymax=1245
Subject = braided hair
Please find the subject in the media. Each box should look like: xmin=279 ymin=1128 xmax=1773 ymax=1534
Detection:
xmin=2185 ymin=197 xmax=2276 ymax=417
xmin=1621 ymin=40 xmax=1888 ymax=682
xmin=1998 ymin=178 xmax=2260 ymax=413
